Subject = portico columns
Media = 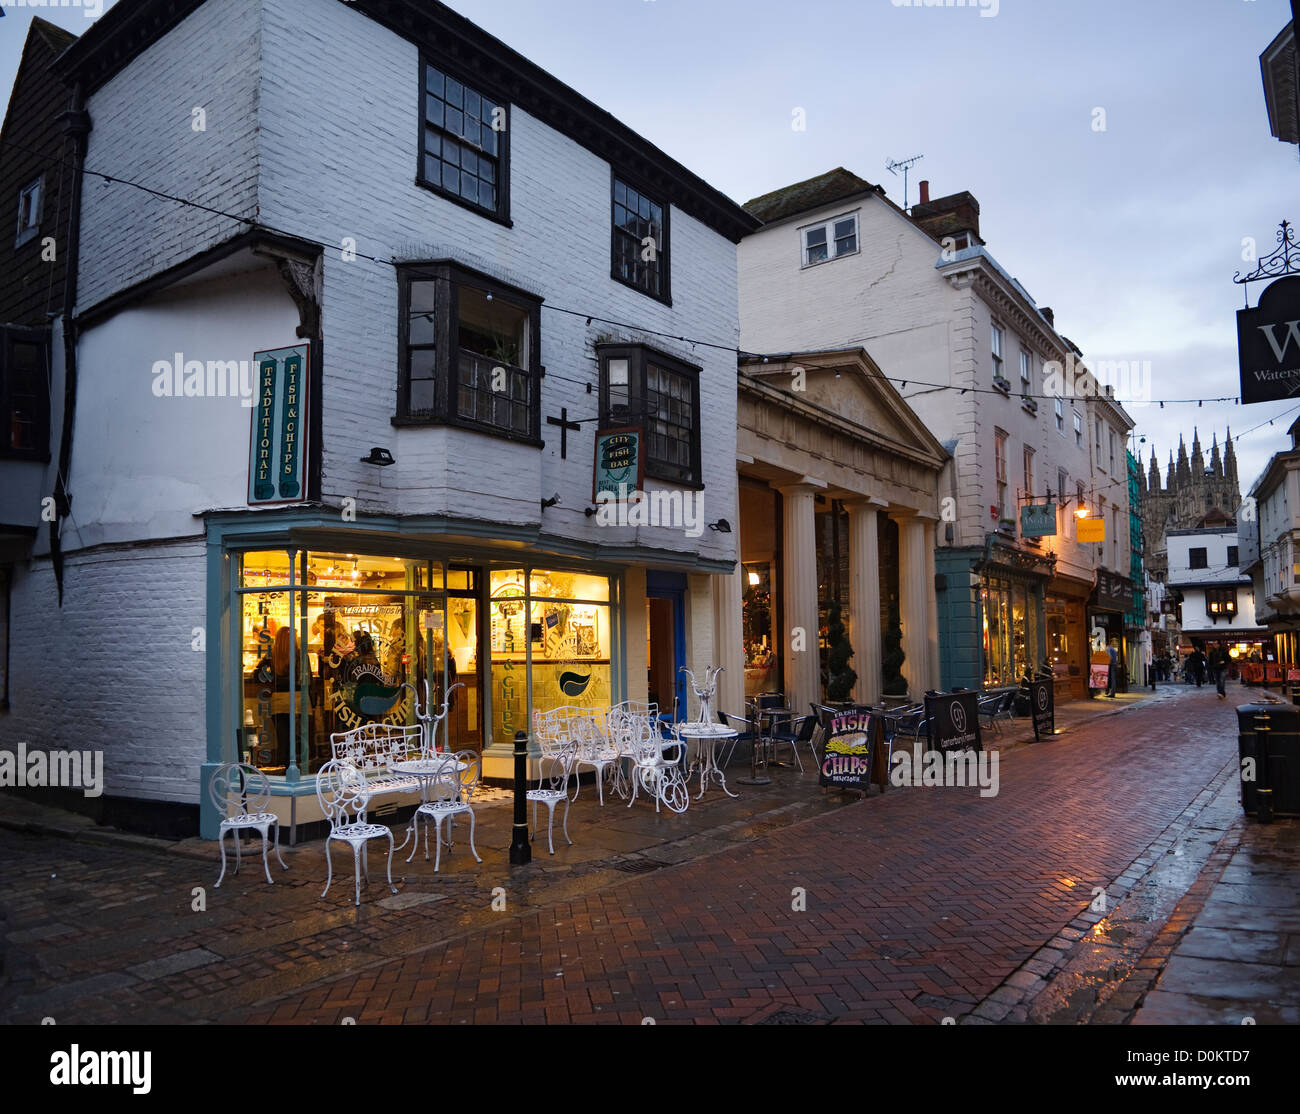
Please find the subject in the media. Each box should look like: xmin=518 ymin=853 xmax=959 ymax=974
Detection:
xmin=894 ymin=510 xmax=935 ymax=699
xmin=847 ymin=499 xmax=884 ymax=705
xmin=778 ymin=482 xmax=823 ymax=718
xmin=713 ymin=487 xmax=746 ymax=719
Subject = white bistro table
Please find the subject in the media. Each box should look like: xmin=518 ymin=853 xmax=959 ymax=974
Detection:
xmin=391 ymin=755 xmax=467 ymax=861
xmin=676 ymin=722 xmax=739 ymax=800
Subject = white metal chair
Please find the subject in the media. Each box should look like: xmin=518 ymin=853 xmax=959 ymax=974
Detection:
xmin=410 ymin=750 xmax=483 ymax=872
xmin=315 ymin=758 xmax=399 ymax=906
xmin=211 ymin=762 xmax=288 ymax=887
xmin=610 ymin=703 xmax=689 ymax=814
xmin=553 ymin=706 xmax=619 ymax=805
xmin=528 ymin=711 xmax=579 ymax=854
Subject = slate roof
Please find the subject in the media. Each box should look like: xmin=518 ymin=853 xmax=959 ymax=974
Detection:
xmin=743 ymin=168 xmax=879 ymax=225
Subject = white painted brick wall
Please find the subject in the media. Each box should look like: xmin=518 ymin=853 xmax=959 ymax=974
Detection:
xmin=740 ymin=194 xmax=1099 ymax=581
xmin=1 ymin=543 xmax=207 ymax=804
xmin=76 ymin=0 xmax=261 ymax=314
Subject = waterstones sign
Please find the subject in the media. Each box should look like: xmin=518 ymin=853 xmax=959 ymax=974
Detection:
xmin=1237 ymin=276 xmax=1300 ymax=404
xmin=248 ymin=344 xmax=309 ymax=504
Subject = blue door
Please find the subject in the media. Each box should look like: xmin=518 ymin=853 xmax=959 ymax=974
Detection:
xmin=645 ymin=571 xmax=687 ymax=719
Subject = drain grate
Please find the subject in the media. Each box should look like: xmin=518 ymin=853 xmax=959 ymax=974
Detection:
xmin=610 ymin=858 xmax=667 ymax=874
xmin=756 ymin=1007 xmax=832 ymax=1025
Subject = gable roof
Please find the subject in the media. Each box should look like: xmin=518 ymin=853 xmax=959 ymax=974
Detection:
xmin=29 ymin=16 xmax=80 ymax=55
xmin=51 ymin=0 xmax=760 ymax=243
xmin=743 ymin=168 xmax=880 ymax=226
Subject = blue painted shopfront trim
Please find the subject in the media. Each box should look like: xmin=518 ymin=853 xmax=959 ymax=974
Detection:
xmin=198 ymin=508 xmax=691 ymax=839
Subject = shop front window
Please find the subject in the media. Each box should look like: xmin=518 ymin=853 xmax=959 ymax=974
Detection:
xmin=743 ymin=561 xmax=778 ymax=700
xmin=489 ymin=568 xmax=614 ymax=746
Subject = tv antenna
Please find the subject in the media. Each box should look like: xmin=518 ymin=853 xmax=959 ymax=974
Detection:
xmin=886 ymin=155 xmax=925 ymax=211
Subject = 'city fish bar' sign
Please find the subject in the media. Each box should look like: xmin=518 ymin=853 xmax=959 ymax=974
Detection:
xmin=248 ymin=345 xmax=309 ymax=504
xmin=1020 ymin=503 xmax=1058 ymax=538
xmin=592 ymin=426 xmax=643 ymax=502
xmin=1238 ymin=276 xmax=1300 ymax=404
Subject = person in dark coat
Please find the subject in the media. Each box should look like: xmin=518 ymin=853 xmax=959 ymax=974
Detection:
xmin=1208 ymin=646 xmax=1230 ymax=700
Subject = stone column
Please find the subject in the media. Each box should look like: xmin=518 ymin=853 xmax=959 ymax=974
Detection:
xmin=895 ymin=511 xmax=931 ymax=699
xmin=713 ymin=487 xmax=746 ymax=718
xmin=846 ymin=500 xmax=883 ymax=705
xmin=778 ymin=483 xmax=822 ymax=718
xmin=923 ymin=517 xmax=940 ymax=690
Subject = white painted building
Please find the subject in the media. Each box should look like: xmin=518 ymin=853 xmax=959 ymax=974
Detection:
xmin=1 ymin=0 xmax=757 ymax=837
xmin=739 ymin=170 xmax=1124 ymax=698
xmin=1165 ymin=527 xmax=1264 ymax=651
xmin=1247 ymin=417 xmax=1300 ymax=665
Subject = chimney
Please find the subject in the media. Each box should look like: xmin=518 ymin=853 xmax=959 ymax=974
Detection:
xmin=1041 ymin=306 xmax=1054 ymax=326
xmin=910 ymin=188 xmax=981 ymax=244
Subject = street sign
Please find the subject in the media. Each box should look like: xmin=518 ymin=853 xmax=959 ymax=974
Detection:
xmin=924 ymin=691 xmax=982 ymax=755
xmin=1237 ymin=276 xmax=1300 ymax=404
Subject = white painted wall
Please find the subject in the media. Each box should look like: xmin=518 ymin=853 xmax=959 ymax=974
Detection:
xmin=3 ymin=542 xmax=207 ymax=804
xmin=58 ymin=264 xmax=301 ymax=551
xmin=739 ymin=193 xmax=1098 ymax=583
xmin=257 ymin=0 xmax=739 ymax=563
xmin=76 ymin=0 xmax=261 ymax=314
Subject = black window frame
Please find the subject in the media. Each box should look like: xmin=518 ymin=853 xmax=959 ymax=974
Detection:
xmin=416 ymin=54 xmax=512 ymax=227
xmin=1 ymin=325 xmax=52 ymax=462
xmin=393 ymin=261 xmax=544 ymax=446
xmin=1188 ymin=547 xmax=1208 ymax=570
xmin=596 ymin=343 xmax=701 ymax=488
xmin=1227 ymin=545 xmax=1239 ymax=568
xmin=610 ymin=171 xmax=671 ymax=306
xmin=1206 ymin=586 xmax=1238 ymax=617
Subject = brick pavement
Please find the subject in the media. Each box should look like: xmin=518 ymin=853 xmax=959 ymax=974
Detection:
xmin=0 ymin=683 xmax=1242 ymax=1024
xmin=235 ymin=683 xmax=1235 ymax=1024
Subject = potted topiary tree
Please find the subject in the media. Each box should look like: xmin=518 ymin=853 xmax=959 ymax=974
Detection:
xmin=824 ymin=602 xmax=857 ymax=707
xmin=882 ymin=602 xmax=909 ymax=704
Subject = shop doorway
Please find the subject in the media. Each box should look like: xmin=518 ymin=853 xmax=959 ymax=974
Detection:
xmin=646 ymin=571 xmax=686 ymax=717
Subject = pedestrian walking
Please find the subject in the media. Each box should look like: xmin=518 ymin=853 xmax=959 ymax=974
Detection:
xmin=1209 ymin=645 xmax=1229 ymax=700
xmin=1106 ymin=641 xmax=1119 ymax=698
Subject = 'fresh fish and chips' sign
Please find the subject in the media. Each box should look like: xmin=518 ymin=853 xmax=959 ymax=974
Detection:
xmin=818 ymin=709 xmax=883 ymax=792
xmin=249 ymin=344 xmax=309 ymax=504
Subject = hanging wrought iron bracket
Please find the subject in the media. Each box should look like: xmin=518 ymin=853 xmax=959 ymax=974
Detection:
xmin=1234 ymin=220 xmax=1299 ymax=306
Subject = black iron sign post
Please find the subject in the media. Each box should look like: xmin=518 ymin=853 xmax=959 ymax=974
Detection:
xmin=1236 ymin=222 xmax=1300 ymax=404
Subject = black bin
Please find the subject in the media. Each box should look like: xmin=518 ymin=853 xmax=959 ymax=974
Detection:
xmin=1237 ymin=703 xmax=1300 ymax=818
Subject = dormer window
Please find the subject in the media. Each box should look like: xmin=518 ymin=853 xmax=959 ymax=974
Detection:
xmin=15 ymin=176 xmax=43 ymax=248
xmin=801 ymin=213 xmax=858 ymax=267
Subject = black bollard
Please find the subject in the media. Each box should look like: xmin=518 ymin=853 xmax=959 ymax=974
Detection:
xmin=509 ymin=729 xmax=532 ymax=865
xmin=1254 ymin=711 xmax=1274 ymax=824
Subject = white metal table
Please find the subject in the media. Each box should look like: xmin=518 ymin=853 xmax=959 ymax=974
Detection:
xmin=676 ymin=722 xmax=739 ymax=800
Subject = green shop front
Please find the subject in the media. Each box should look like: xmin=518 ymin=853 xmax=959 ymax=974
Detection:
xmin=199 ymin=511 xmax=629 ymax=841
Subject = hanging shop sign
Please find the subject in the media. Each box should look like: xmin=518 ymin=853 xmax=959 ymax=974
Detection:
xmin=1077 ymin=517 xmax=1105 ymax=544
xmin=924 ymin=691 xmax=982 ymax=755
xmin=592 ymin=426 xmax=644 ymax=502
xmin=248 ymin=344 xmax=310 ymax=504
xmin=1237 ymin=276 xmax=1300 ymax=404
xmin=1028 ymin=676 xmax=1055 ymax=741
xmin=1020 ymin=503 xmax=1058 ymax=539
xmin=1093 ymin=570 xmax=1135 ymax=613
xmin=818 ymin=708 xmax=884 ymax=792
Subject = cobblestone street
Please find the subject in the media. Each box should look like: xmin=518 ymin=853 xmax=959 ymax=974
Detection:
xmin=3 ymin=683 xmax=1283 ymax=1025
